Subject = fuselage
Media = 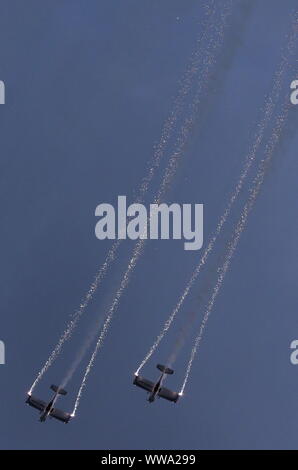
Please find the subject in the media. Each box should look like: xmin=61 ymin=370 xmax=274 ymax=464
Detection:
xmin=148 ymin=373 xmax=164 ymax=402
xmin=39 ymin=394 xmax=58 ymax=422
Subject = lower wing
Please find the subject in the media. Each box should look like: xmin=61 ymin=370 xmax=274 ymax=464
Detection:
xmin=133 ymin=375 xmax=154 ymax=392
xmin=26 ymin=395 xmax=46 ymax=411
xmin=50 ymin=407 xmax=71 ymax=423
xmin=158 ymin=387 xmax=179 ymax=403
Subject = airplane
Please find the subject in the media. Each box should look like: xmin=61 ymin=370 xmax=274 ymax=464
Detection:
xmin=133 ymin=364 xmax=180 ymax=403
xmin=26 ymin=385 xmax=72 ymax=423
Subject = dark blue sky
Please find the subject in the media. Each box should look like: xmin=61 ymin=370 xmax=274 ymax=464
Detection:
xmin=0 ymin=0 xmax=297 ymax=449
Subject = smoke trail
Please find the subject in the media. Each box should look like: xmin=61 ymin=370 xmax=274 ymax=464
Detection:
xmin=154 ymin=0 xmax=235 ymax=201
xmin=71 ymin=1 xmax=237 ymax=414
xmin=72 ymin=238 xmax=147 ymax=415
xmin=136 ymin=0 xmax=218 ymax=203
xmin=135 ymin=22 xmax=297 ymax=375
xmin=29 ymin=240 xmax=120 ymax=394
xmin=28 ymin=2 xmax=220 ymax=394
xmin=59 ymin=320 xmax=106 ymax=390
xmin=166 ymin=311 xmax=197 ymax=369
xmin=180 ymin=100 xmax=291 ymax=395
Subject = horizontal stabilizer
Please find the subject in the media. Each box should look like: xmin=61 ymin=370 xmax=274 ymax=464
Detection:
xmin=51 ymin=384 xmax=67 ymax=395
xmin=157 ymin=364 xmax=174 ymax=375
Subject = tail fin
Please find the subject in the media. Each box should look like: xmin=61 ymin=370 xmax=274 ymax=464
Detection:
xmin=157 ymin=364 xmax=174 ymax=375
xmin=50 ymin=384 xmax=67 ymax=395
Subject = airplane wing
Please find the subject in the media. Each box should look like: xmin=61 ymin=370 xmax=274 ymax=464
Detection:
xmin=50 ymin=407 xmax=71 ymax=423
xmin=26 ymin=395 xmax=46 ymax=411
xmin=158 ymin=387 xmax=179 ymax=403
xmin=133 ymin=375 xmax=154 ymax=392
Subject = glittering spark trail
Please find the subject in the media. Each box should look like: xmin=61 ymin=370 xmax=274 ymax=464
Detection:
xmin=137 ymin=0 xmax=218 ymax=202
xmin=29 ymin=240 xmax=120 ymax=395
xmin=153 ymin=0 xmax=234 ymax=200
xmin=180 ymin=100 xmax=291 ymax=396
xmin=72 ymin=238 xmax=146 ymax=415
xmin=135 ymin=24 xmax=297 ymax=375
xmin=166 ymin=311 xmax=196 ymax=369
xmin=28 ymin=2 xmax=219 ymax=394
xmin=71 ymin=1 xmax=236 ymax=415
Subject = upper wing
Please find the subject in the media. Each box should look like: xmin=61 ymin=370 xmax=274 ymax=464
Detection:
xmin=158 ymin=387 xmax=179 ymax=403
xmin=26 ymin=395 xmax=46 ymax=411
xmin=50 ymin=407 xmax=71 ymax=423
xmin=133 ymin=375 xmax=154 ymax=392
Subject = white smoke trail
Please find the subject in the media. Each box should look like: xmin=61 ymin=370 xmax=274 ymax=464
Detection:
xmin=72 ymin=237 xmax=147 ymax=415
xmin=29 ymin=240 xmax=120 ymax=394
xmin=154 ymin=0 xmax=234 ymax=200
xmin=28 ymin=2 xmax=219 ymax=394
xmin=166 ymin=311 xmax=197 ymax=369
xmin=137 ymin=0 xmax=218 ymax=202
xmin=71 ymin=1 xmax=236 ymax=415
xmin=179 ymin=100 xmax=290 ymax=395
xmin=135 ymin=22 xmax=297 ymax=375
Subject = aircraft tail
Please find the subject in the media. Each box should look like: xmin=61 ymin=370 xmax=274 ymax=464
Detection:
xmin=157 ymin=364 xmax=174 ymax=375
xmin=51 ymin=384 xmax=67 ymax=395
